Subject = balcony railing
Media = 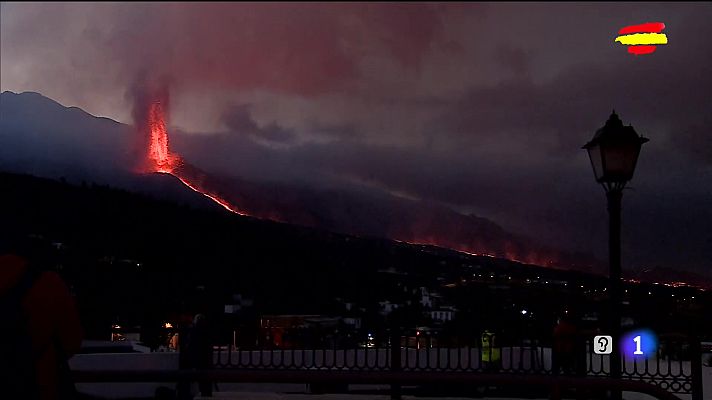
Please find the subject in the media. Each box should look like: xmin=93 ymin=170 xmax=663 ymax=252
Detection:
xmin=205 ymin=332 xmax=703 ymax=399
xmin=72 ymin=369 xmax=685 ymax=400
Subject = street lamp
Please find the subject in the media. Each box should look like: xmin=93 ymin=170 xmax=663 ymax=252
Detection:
xmin=583 ymin=110 xmax=648 ymax=399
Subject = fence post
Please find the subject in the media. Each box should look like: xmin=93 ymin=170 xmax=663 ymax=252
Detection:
xmin=390 ymin=326 xmax=402 ymax=400
xmin=690 ymin=336 xmax=703 ymax=400
xmin=177 ymin=324 xmax=191 ymax=400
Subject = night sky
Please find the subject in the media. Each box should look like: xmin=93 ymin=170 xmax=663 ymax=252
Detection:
xmin=1 ymin=3 xmax=710 ymax=276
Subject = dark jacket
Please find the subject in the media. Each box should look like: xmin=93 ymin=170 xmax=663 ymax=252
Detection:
xmin=0 ymin=254 xmax=83 ymax=400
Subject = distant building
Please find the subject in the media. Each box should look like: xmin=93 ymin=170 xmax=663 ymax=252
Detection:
xmin=224 ymin=293 xmax=254 ymax=314
xmin=110 ymin=324 xmax=141 ymax=343
xmin=379 ymin=301 xmax=400 ymax=316
xmin=260 ymin=315 xmax=320 ymax=347
xmin=429 ymin=307 xmax=456 ymax=322
xmin=259 ymin=315 xmax=345 ymax=347
xmin=582 ymin=312 xmax=600 ymax=321
xmin=419 ymin=287 xmax=433 ymax=308
xmin=342 ymin=317 xmax=361 ymax=330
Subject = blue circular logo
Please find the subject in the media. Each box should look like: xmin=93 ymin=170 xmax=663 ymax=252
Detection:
xmin=620 ymin=329 xmax=657 ymax=359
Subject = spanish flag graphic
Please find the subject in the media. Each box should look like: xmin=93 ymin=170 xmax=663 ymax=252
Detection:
xmin=615 ymin=22 xmax=668 ymax=55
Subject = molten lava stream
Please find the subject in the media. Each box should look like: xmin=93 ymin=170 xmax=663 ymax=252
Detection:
xmin=146 ymin=100 xmax=247 ymax=216
xmin=171 ymin=171 xmax=247 ymax=216
xmin=143 ymin=98 xmax=556 ymax=267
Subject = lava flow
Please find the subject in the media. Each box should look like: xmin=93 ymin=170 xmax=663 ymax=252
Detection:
xmin=145 ymin=100 xmax=247 ymax=216
xmin=139 ymin=95 xmax=585 ymax=270
xmin=147 ymin=101 xmax=178 ymax=173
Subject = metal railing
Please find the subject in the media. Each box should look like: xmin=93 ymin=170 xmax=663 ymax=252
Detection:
xmin=72 ymin=369 xmax=684 ymax=400
xmin=208 ymin=332 xmax=703 ymax=399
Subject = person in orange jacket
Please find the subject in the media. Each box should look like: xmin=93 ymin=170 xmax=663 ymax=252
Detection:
xmin=0 ymin=236 xmax=83 ymax=400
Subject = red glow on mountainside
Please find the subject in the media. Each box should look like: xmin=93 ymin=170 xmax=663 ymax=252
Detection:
xmin=144 ymin=100 xmax=247 ymax=216
xmin=394 ymin=237 xmax=559 ymax=268
xmin=139 ymin=93 xmax=582 ymax=270
xmin=172 ymin=173 xmax=247 ymax=215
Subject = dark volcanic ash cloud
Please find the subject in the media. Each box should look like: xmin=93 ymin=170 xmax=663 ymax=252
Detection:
xmin=1 ymin=3 xmax=711 ymax=276
xmin=1 ymin=3 xmax=458 ymax=102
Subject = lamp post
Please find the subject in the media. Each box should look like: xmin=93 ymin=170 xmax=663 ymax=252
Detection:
xmin=583 ymin=110 xmax=648 ymax=400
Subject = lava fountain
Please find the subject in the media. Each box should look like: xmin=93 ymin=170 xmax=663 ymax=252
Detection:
xmin=147 ymin=101 xmax=178 ymax=173
xmin=143 ymin=98 xmax=247 ymax=215
xmin=134 ymin=88 xmax=585 ymax=270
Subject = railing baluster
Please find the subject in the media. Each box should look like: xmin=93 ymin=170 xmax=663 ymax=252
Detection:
xmin=339 ymin=346 xmax=346 ymax=370
xmin=227 ymin=336 xmax=233 ymax=367
xmin=378 ymin=342 xmax=387 ymax=370
xmin=656 ymin=342 xmax=662 ymax=378
xmin=457 ymin=338 xmax=464 ymax=371
xmin=403 ymin=333 xmax=410 ymax=371
xmin=690 ymin=336 xmax=703 ymax=400
xmin=666 ymin=342 xmax=672 ymax=378
xmin=414 ymin=335 xmax=420 ymax=370
xmin=437 ymin=340 xmax=443 ymax=371
xmin=644 ymin=354 xmax=650 ymax=378
xmin=508 ymin=341 xmax=513 ymax=372
xmin=364 ymin=337 xmax=370 ymax=370
xmin=321 ymin=345 xmax=327 ymax=369
xmin=192 ymin=330 xmax=697 ymax=398
xmin=309 ymin=347 xmax=316 ymax=369
xmin=257 ymin=346 xmax=264 ymax=369
xmin=347 ymin=347 xmax=356 ymax=370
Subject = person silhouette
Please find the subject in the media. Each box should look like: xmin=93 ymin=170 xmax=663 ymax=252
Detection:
xmin=178 ymin=313 xmax=214 ymax=399
xmin=552 ymin=313 xmax=578 ymax=376
xmin=0 ymin=236 xmax=83 ymax=400
xmin=481 ymin=329 xmax=501 ymax=372
xmin=190 ymin=314 xmax=213 ymax=397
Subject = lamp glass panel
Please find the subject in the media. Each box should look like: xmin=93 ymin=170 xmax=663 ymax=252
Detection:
xmin=601 ymin=141 xmax=639 ymax=182
xmin=587 ymin=144 xmax=604 ymax=182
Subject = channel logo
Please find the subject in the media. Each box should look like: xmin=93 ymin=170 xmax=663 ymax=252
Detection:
xmin=621 ymin=329 xmax=658 ymax=359
xmin=615 ymin=22 xmax=668 ymax=55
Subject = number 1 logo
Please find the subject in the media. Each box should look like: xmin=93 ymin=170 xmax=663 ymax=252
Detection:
xmin=622 ymin=329 xmax=656 ymax=358
xmin=633 ymin=335 xmax=644 ymax=355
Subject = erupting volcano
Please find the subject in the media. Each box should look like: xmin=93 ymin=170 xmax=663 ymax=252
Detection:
xmin=141 ymin=96 xmax=247 ymax=215
xmin=134 ymin=88 xmax=595 ymax=271
xmin=147 ymin=101 xmax=178 ymax=173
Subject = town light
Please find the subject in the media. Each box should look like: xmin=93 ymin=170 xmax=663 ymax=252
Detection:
xmin=583 ymin=110 xmax=648 ymax=400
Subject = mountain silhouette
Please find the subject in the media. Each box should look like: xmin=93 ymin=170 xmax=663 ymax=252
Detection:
xmin=1 ymin=90 xmax=602 ymax=272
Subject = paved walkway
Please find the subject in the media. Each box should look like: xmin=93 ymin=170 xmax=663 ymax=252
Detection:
xmin=194 ymin=390 xmax=667 ymax=400
xmin=195 ymin=394 xmax=666 ymax=400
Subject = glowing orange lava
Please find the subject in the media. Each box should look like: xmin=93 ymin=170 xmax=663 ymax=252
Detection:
xmin=146 ymin=100 xmax=246 ymax=215
xmin=141 ymin=97 xmax=582 ymax=271
xmin=147 ymin=101 xmax=179 ymax=173
xmin=173 ymin=173 xmax=247 ymax=216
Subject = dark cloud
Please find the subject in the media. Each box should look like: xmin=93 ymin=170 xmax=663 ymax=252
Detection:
xmin=222 ymin=104 xmax=296 ymax=143
xmin=1 ymin=3 xmax=458 ymax=97
xmin=2 ymin=3 xmax=711 ymax=276
xmin=494 ymin=44 xmax=531 ymax=77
